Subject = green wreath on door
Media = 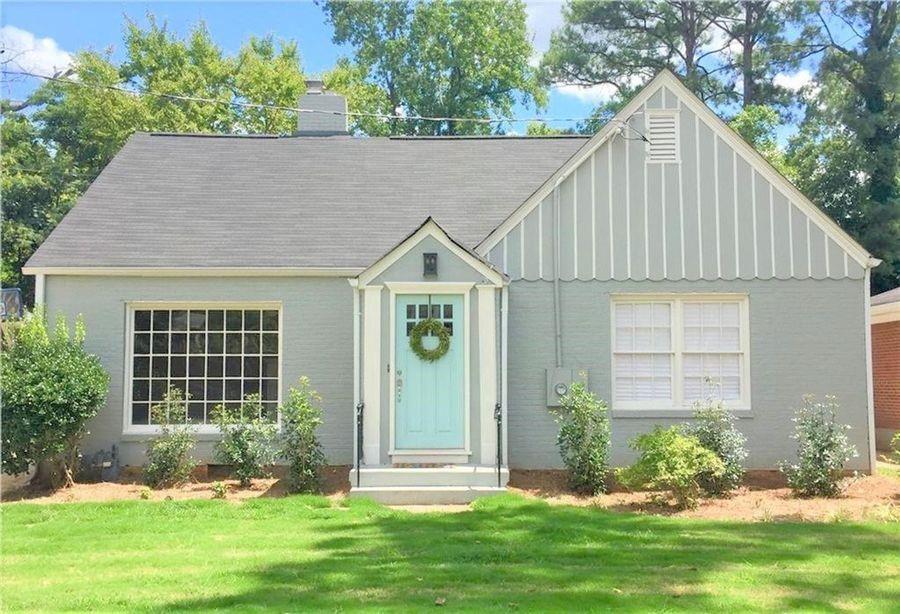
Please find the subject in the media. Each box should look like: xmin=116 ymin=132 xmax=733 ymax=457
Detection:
xmin=409 ymin=318 xmax=451 ymax=362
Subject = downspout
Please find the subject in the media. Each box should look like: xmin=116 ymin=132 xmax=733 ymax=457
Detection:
xmin=864 ymin=263 xmax=877 ymax=473
xmin=552 ymin=178 xmax=563 ymax=368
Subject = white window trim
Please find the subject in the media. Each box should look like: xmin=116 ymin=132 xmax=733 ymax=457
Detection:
xmin=122 ymin=301 xmax=283 ymax=436
xmin=611 ymin=293 xmax=751 ymax=412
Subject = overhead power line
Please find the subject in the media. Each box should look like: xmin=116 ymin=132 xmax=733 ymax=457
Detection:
xmin=2 ymin=68 xmax=647 ymax=138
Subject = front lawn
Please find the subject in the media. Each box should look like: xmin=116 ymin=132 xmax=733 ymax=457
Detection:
xmin=2 ymin=494 xmax=898 ymax=611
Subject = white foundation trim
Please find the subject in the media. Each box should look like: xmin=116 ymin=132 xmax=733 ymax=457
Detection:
xmin=34 ymin=273 xmax=45 ymax=305
xmin=477 ymin=285 xmax=498 ymax=465
xmin=362 ymin=285 xmax=383 ymax=465
xmin=864 ymin=269 xmax=876 ymax=472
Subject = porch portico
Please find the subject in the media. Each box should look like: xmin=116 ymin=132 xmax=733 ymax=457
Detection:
xmin=348 ymin=219 xmax=509 ymax=503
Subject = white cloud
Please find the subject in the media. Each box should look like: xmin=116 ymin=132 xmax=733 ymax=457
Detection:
xmin=0 ymin=25 xmax=72 ymax=77
xmin=773 ymin=69 xmax=814 ymax=92
xmin=553 ymin=82 xmax=618 ymax=104
xmin=524 ymin=0 xmax=565 ymax=54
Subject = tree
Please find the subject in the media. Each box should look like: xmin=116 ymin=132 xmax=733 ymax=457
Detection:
xmin=0 ymin=16 xmax=306 ymax=302
xmin=541 ymin=1 xmax=731 ymax=104
xmin=320 ymin=0 xmax=545 ymax=135
xmin=729 ymin=104 xmax=791 ymax=175
xmin=791 ymin=1 xmax=899 ymax=291
xmin=705 ymin=1 xmax=799 ymax=109
xmin=1 ymin=310 xmax=109 ymax=489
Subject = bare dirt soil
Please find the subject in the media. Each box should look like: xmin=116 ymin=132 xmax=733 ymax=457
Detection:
xmin=509 ymin=467 xmax=900 ymax=522
xmin=4 ymin=463 xmax=898 ymax=522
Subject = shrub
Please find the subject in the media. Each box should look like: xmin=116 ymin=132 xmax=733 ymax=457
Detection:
xmin=779 ymin=395 xmax=858 ymax=497
xmin=139 ymin=486 xmax=151 ymax=500
xmin=616 ymin=426 xmax=725 ymax=509
xmin=210 ymin=481 xmax=227 ymax=499
xmin=891 ymin=432 xmax=900 ymax=464
xmin=143 ymin=388 xmax=197 ymax=488
xmin=1 ymin=309 xmax=109 ymax=489
xmin=212 ymin=394 xmax=278 ymax=487
xmin=684 ymin=399 xmax=747 ymax=495
xmin=279 ymin=377 xmax=326 ymax=493
xmin=549 ymin=381 xmax=610 ymax=494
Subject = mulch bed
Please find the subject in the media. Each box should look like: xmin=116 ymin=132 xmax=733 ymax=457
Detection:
xmin=4 ymin=463 xmax=898 ymax=522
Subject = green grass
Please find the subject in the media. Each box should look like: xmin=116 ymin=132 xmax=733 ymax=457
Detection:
xmin=2 ymin=494 xmax=898 ymax=612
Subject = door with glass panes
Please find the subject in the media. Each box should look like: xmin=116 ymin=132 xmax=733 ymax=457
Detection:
xmin=394 ymin=294 xmax=464 ymax=449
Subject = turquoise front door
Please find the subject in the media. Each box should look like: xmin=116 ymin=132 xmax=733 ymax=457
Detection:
xmin=395 ymin=294 xmax=465 ymax=450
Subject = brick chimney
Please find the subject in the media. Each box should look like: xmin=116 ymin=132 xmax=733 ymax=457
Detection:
xmin=296 ymin=79 xmax=348 ymax=136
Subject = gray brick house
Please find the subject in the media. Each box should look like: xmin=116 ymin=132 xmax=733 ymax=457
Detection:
xmin=25 ymin=71 xmax=879 ymax=503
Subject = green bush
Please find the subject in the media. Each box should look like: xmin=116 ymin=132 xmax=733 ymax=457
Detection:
xmin=617 ymin=426 xmax=725 ymax=509
xmin=212 ymin=394 xmax=278 ymax=487
xmin=549 ymin=381 xmax=610 ymax=495
xmin=891 ymin=432 xmax=900 ymax=464
xmin=279 ymin=377 xmax=326 ymax=493
xmin=1 ymin=309 xmax=109 ymax=489
xmin=210 ymin=481 xmax=227 ymax=499
xmin=779 ymin=395 xmax=858 ymax=498
xmin=143 ymin=388 xmax=197 ymax=488
xmin=684 ymin=400 xmax=747 ymax=495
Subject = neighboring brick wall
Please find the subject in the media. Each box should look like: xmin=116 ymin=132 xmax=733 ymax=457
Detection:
xmin=873 ymin=320 xmax=900 ymax=429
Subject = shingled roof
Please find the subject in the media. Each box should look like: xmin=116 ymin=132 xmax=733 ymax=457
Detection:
xmin=25 ymin=132 xmax=587 ymax=270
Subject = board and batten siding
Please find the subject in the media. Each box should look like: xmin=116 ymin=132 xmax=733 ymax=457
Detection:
xmin=485 ymin=86 xmax=864 ymax=282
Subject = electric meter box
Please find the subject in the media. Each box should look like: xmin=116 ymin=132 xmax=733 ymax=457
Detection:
xmin=546 ymin=368 xmax=588 ymax=407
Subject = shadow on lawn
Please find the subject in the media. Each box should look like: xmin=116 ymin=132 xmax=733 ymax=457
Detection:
xmin=163 ymin=495 xmax=899 ymax=611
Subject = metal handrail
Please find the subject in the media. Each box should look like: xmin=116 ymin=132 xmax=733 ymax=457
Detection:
xmin=355 ymin=402 xmax=364 ymax=488
xmin=494 ymin=402 xmax=502 ymax=488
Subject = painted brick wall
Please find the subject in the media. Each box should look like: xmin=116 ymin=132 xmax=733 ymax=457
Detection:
xmin=873 ymin=320 xmax=900 ymax=429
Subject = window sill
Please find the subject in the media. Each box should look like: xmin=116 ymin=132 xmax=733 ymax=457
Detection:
xmin=611 ymin=408 xmax=753 ymax=419
xmin=121 ymin=428 xmax=224 ymax=442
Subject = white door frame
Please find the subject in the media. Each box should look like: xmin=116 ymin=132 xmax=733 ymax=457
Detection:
xmin=386 ymin=281 xmax=473 ymax=458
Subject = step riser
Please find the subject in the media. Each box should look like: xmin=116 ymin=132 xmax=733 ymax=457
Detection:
xmin=349 ymin=487 xmax=506 ymax=505
xmin=350 ymin=470 xmax=509 ymax=488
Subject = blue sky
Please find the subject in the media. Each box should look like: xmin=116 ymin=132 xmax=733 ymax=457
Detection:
xmin=1 ymin=1 xmax=814 ymax=135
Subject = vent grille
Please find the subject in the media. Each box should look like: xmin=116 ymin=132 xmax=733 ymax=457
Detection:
xmin=647 ymin=113 xmax=678 ymax=162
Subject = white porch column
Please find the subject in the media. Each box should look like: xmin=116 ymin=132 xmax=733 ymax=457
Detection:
xmin=362 ymin=285 xmax=382 ymax=465
xmin=477 ymin=285 xmax=498 ymax=465
xmin=34 ymin=273 xmax=46 ymax=306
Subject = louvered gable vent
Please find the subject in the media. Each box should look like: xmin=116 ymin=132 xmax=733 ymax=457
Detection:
xmin=647 ymin=112 xmax=678 ymax=162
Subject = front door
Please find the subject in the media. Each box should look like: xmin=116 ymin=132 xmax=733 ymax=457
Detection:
xmin=395 ymin=294 xmax=464 ymax=450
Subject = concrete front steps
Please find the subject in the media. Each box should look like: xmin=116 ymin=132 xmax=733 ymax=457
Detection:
xmin=348 ymin=465 xmax=509 ymax=504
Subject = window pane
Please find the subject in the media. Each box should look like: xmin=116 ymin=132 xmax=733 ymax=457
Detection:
xmin=134 ymin=310 xmax=152 ymax=331
xmin=243 ymin=379 xmax=260 ymax=396
xmin=206 ymin=380 xmax=223 ymax=402
xmin=243 ymin=333 xmax=260 ymax=354
xmin=262 ymin=333 xmax=278 ymax=355
xmin=170 ymin=356 xmax=186 ymax=378
xmin=189 ymin=379 xmax=205 ymax=401
xmin=262 ymin=379 xmax=278 ymax=401
xmin=262 ymin=310 xmax=278 ymax=331
xmin=189 ymin=333 xmax=205 ymax=354
xmin=188 ymin=356 xmax=205 ymax=377
xmin=207 ymin=356 xmax=223 ymax=378
xmin=171 ymin=333 xmax=187 ymax=355
xmin=132 ymin=403 xmax=150 ymax=425
xmin=244 ymin=310 xmax=260 ymax=331
xmin=153 ymin=333 xmax=169 ymax=354
xmin=151 ymin=356 xmax=168 ymax=378
xmin=615 ymin=303 xmax=633 ymax=326
xmin=406 ymin=305 xmax=416 ymax=319
xmin=134 ymin=333 xmax=151 ymax=355
xmin=226 ymin=310 xmax=242 ymax=331
xmin=152 ymin=310 xmax=170 ymax=331
xmin=208 ymin=333 xmax=224 ymax=354
xmin=226 ymin=333 xmax=242 ymax=354
xmin=189 ymin=310 xmax=206 ymax=331
xmin=208 ymin=310 xmax=225 ymax=331
xmin=244 ymin=356 xmax=260 ymax=377
xmin=132 ymin=379 xmax=149 ymax=402
xmin=188 ymin=403 xmax=205 ymax=423
xmin=133 ymin=356 xmax=150 ymax=378
xmin=225 ymin=356 xmax=242 ymax=377
xmin=151 ymin=380 xmax=168 ymax=402
xmin=261 ymin=356 xmax=278 ymax=378
xmin=171 ymin=310 xmax=188 ymax=331
xmin=225 ymin=379 xmax=242 ymax=400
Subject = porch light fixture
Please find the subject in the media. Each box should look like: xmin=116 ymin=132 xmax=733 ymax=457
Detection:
xmin=423 ymin=252 xmax=438 ymax=277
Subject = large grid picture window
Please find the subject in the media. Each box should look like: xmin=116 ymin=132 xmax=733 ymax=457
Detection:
xmin=613 ymin=296 xmax=749 ymax=409
xmin=129 ymin=307 xmax=280 ymax=426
